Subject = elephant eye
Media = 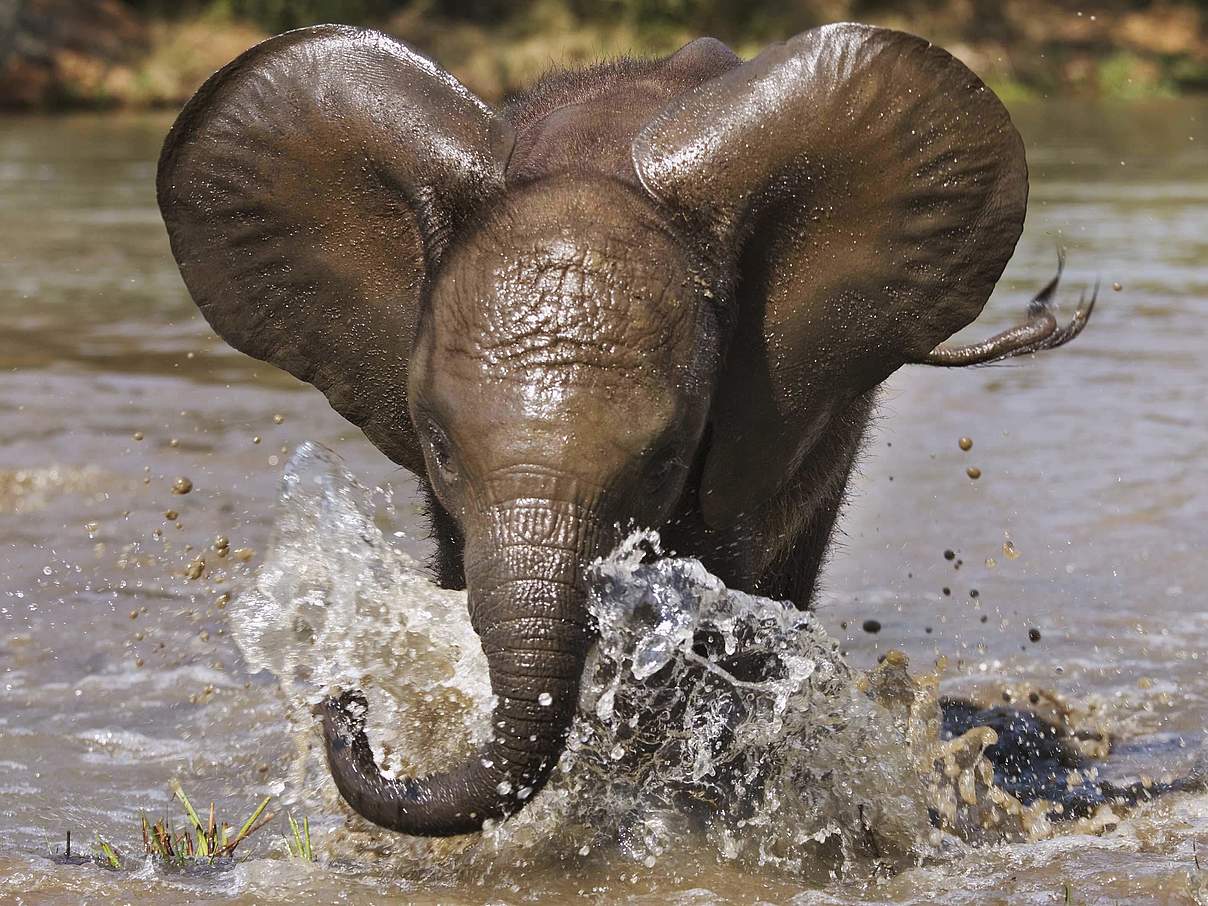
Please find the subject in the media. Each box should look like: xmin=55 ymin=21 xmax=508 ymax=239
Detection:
xmin=427 ymin=423 xmax=459 ymax=487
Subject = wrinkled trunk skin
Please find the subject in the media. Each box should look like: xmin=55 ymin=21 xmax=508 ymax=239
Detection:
xmin=320 ymin=500 xmax=597 ymax=836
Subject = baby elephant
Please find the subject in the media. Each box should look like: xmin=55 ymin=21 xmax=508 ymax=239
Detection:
xmin=157 ymin=23 xmax=1093 ymax=836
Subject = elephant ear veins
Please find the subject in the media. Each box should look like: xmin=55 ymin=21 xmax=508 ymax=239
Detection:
xmin=631 ymin=23 xmax=1027 ymax=527
xmin=157 ymin=25 xmax=514 ymax=475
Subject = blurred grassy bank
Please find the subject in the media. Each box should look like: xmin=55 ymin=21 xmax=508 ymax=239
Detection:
xmin=2 ymin=0 xmax=1207 ymax=109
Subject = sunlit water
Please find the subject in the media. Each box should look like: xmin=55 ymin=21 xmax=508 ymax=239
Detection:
xmin=0 ymin=101 xmax=1205 ymax=903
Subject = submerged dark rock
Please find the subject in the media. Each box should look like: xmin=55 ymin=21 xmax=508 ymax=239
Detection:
xmin=940 ymin=697 xmax=1206 ymax=819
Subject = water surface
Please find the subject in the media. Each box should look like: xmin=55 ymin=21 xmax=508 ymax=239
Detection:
xmin=0 ymin=101 xmax=1206 ymax=903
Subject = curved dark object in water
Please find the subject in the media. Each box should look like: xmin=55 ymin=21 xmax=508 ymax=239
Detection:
xmin=940 ymin=698 xmax=1205 ymax=821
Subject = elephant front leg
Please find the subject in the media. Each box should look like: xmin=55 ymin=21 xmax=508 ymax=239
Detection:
xmin=659 ymin=505 xmax=760 ymax=594
xmin=753 ymin=496 xmax=844 ymax=610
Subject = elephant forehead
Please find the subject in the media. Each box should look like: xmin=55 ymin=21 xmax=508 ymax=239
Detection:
xmin=433 ymin=231 xmax=701 ymax=378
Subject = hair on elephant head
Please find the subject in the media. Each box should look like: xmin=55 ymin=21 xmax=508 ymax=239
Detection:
xmin=157 ymin=23 xmax=1094 ymax=837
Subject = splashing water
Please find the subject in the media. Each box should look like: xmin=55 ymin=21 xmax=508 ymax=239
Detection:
xmin=231 ymin=443 xmax=1185 ymax=882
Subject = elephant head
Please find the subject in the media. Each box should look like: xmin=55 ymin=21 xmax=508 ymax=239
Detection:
xmin=158 ymin=24 xmax=1088 ymax=836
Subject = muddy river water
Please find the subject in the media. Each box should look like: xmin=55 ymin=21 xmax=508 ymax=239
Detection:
xmin=0 ymin=101 xmax=1206 ymax=904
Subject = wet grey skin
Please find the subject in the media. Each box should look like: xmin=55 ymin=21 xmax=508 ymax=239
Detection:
xmin=156 ymin=23 xmax=1093 ymax=837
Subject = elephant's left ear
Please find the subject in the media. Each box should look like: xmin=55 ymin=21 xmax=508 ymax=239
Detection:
xmin=158 ymin=26 xmax=513 ymax=474
xmin=632 ymin=24 xmax=1027 ymax=528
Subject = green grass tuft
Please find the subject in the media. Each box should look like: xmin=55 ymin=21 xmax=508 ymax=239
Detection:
xmin=139 ymin=782 xmax=277 ymax=866
xmin=95 ymin=838 xmax=122 ymax=870
xmin=69 ymin=783 xmax=305 ymax=872
xmin=285 ymin=813 xmax=315 ymax=862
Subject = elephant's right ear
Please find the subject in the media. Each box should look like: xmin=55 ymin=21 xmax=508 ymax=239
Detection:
xmin=157 ymin=25 xmax=513 ymax=474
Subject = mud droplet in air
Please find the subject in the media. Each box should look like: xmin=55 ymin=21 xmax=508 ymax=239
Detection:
xmin=171 ymin=477 xmax=193 ymax=495
xmin=966 ymin=467 xmax=982 ymax=480
xmin=958 ymin=436 xmax=973 ymax=451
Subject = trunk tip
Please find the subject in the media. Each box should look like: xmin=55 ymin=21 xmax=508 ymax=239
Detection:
xmin=316 ymin=689 xmax=370 ymax=750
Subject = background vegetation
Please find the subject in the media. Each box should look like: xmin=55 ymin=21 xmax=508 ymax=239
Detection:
xmin=2 ymin=0 xmax=1207 ymax=108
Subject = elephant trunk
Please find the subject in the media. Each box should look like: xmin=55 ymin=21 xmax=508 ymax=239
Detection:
xmin=320 ymin=500 xmax=598 ymax=836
